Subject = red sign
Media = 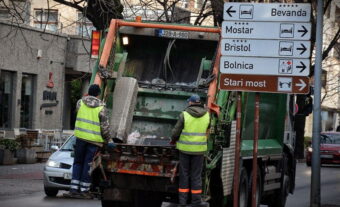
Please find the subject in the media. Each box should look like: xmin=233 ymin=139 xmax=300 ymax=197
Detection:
xmin=219 ymin=74 xmax=310 ymax=94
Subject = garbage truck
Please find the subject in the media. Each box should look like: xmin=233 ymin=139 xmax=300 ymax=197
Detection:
xmin=89 ymin=18 xmax=297 ymax=207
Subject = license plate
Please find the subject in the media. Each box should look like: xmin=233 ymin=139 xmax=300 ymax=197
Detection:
xmin=320 ymin=154 xmax=333 ymax=159
xmin=158 ymin=30 xmax=189 ymax=39
xmin=63 ymin=173 xmax=72 ymax=179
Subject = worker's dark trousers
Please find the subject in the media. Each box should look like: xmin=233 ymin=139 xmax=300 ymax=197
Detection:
xmin=70 ymin=138 xmax=98 ymax=193
xmin=178 ymin=152 xmax=204 ymax=205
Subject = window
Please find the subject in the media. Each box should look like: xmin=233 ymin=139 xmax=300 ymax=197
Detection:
xmin=321 ymin=134 xmax=340 ymax=144
xmin=0 ymin=70 xmax=15 ymax=129
xmin=194 ymin=0 xmax=203 ymax=9
xmin=123 ymin=7 xmax=170 ymax=21
xmin=334 ymin=42 xmax=340 ymax=58
xmin=20 ymin=74 xmax=35 ymax=128
xmin=34 ymin=9 xmax=58 ymax=32
xmin=181 ymin=0 xmax=188 ymax=9
xmin=77 ymin=12 xmax=95 ymax=37
xmin=0 ymin=8 xmax=10 ymax=19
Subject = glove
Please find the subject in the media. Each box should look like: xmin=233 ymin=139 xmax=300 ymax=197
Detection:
xmin=169 ymin=140 xmax=176 ymax=145
xmin=107 ymin=142 xmax=116 ymax=149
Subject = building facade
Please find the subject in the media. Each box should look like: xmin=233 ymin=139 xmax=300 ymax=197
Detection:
xmin=0 ymin=21 xmax=94 ymax=133
xmin=304 ymin=0 xmax=340 ymax=136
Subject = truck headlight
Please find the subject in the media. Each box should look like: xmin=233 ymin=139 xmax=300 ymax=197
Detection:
xmin=46 ymin=160 xmax=61 ymax=168
xmin=307 ymin=147 xmax=312 ymax=152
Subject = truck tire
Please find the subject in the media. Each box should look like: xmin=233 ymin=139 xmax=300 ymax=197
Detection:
xmin=209 ymin=166 xmax=224 ymax=207
xmin=101 ymin=200 xmax=129 ymax=207
xmin=248 ymin=167 xmax=262 ymax=207
xmin=101 ymin=200 xmax=114 ymax=207
xmin=133 ymin=191 xmax=163 ymax=207
xmin=227 ymin=167 xmax=248 ymax=207
xmin=268 ymin=175 xmax=289 ymax=207
xmin=239 ymin=167 xmax=249 ymax=207
xmin=268 ymin=154 xmax=290 ymax=207
xmin=44 ymin=187 xmax=58 ymax=197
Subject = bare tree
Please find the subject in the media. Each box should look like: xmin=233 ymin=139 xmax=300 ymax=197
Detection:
xmin=120 ymin=0 xmax=213 ymax=25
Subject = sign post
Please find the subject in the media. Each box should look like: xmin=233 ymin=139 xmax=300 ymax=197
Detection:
xmin=311 ymin=0 xmax=323 ymax=206
xmin=222 ymin=21 xmax=311 ymax=40
xmin=221 ymin=2 xmax=312 ymax=207
xmin=220 ymin=57 xmax=309 ymax=76
xmin=223 ymin=3 xmax=311 ymax=22
xmin=221 ymin=39 xmax=311 ymax=58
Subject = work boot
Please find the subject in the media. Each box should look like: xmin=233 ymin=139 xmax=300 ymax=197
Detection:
xmin=191 ymin=194 xmax=202 ymax=205
xmin=63 ymin=190 xmax=82 ymax=198
xmin=80 ymin=191 xmax=94 ymax=199
xmin=190 ymin=201 xmax=209 ymax=207
xmin=178 ymin=192 xmax=188 ymax=205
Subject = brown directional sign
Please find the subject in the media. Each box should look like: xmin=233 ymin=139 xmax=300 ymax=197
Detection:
xmin=219 ymin=74 xmax=310 ymax=94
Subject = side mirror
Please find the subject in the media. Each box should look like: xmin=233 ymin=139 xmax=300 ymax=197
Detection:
xmin=51 ymin=145 xmax=59 ymax=151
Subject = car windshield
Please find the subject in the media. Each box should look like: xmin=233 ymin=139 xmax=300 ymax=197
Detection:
xmin=60 ymin=135 xmax=76 ymax=151
xmin=321 ymin=134 xmax=340 ymax=144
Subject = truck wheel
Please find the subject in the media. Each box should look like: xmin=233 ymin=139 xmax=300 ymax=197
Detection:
xmin=209 ymin=166 xmax=224 ymax=207
xmin=226 ymin=167 xmax=248 ymax=207
xmin=101 ymin=200 xmax=114 ymax=207
xmin=133 ymin=191 xmax=163 ymax=207
xmin=268 ymin=175 xmax=289 ymax=207
xmin=248 ymin=167 xmax=262 ymax=207
xmin=101 ymin=200 xmax=129 ymax=207
xmin=239 ymin=167 xmax=249 ymax=207
xmin=44 ymin=187 xmax=58 ymax=197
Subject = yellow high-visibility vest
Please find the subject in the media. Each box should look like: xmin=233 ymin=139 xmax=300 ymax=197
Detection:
xmin=74 ymin=100 xmax=104 ymax=143
xmin=177 ymin=111 xmax=210 ymax=153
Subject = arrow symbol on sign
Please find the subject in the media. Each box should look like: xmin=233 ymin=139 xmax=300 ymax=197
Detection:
xmin=296 ymin=61 xmax=306 ymax=73
xmin=298 ymin=26 xmax=308 ymax=37
xmin=297 ymin=44 xmax=307 ymax=55
xmin=226 ymin=6 xmax=236 ymax=17
xmin=296 ymin=79 xmax=307 ymax=91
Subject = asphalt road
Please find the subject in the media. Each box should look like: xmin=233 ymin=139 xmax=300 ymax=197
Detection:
xmin=286 ymin=163 xmax=340 ymax=207
xmin=0 ymin=163 xmax=339 ymax=207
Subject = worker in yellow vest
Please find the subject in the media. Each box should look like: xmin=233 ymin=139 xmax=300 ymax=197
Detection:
xmin=171 ymin=94 xmax=210 ymax=206
xmin=65 ymin=84 xmax=114 ymax=199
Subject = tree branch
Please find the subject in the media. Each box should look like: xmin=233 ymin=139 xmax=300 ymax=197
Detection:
xmin=53 ymin=0 xmax=84 ymax=11
xmin=322 ymin=27 xmax=340 ymax=60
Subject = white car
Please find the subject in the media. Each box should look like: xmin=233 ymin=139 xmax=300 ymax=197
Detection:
xmin=43 ymin=135 xmax=75 ymax=196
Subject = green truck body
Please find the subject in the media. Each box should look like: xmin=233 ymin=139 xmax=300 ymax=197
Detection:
xmin=90 ymin=20 xmax=296 ymax=207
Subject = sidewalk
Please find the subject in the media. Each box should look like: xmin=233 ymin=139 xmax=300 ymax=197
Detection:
xmin=0 ymin=163 xmax=45 ymax=199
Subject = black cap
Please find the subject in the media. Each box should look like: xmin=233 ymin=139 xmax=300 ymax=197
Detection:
xmin=88 ymin=84 xmax=101 ymax=97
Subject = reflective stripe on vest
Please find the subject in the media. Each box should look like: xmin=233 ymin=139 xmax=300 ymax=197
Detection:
xmin=177 ymin=111 xmax=210 ymax=153
xmin=74 ymin=100 xmax=104 ymax=143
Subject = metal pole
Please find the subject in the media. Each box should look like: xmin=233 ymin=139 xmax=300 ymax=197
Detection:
xmin=252 ymin=93 xmax=260 ymax=207
xmin=311 ymin=0 xmax=323 ymax=206
xmin=233 ymin=92 xmax=242 ymax=207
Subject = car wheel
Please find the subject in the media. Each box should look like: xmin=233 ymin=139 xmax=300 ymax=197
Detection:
xmin=44 ymin=187 xmax=58 ymax=197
